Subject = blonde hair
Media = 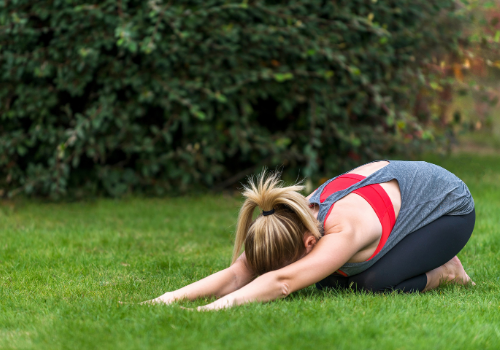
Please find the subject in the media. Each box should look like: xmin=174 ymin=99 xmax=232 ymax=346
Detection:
xmin=232 ymin=170 xmax=322 ymax=275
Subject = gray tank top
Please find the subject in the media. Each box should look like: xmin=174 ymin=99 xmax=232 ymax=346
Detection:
xmin=308 ymin=160 xmax=475 ymax=276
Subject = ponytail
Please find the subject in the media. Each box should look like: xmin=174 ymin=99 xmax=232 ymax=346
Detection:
xmin=232 ymin=170 xmax=321 ymax=274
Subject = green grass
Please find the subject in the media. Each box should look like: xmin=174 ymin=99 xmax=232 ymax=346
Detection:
xmin=2 ymin=153 xmax=500 ymax=350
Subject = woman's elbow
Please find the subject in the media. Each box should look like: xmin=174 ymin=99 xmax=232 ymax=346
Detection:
xmin=270 ymin=272 xmax=292 ymax=297
xmin=280 ymin=281 xmax=291 ymax=297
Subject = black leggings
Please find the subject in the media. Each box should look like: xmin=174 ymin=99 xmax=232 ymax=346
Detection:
xmin=316 ymin=209 xmax=476 ymax=293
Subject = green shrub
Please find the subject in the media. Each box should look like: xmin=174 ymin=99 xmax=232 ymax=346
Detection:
xmin=0 ymin=0 xmax=462 ymax=198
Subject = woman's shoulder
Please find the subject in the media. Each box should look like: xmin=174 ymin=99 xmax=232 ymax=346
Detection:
xmin=347 ymin=160 xmax=390 ymax=177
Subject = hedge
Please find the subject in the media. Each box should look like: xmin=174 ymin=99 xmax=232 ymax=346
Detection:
xmin=0 ymin=0 xmax=463 ymax=198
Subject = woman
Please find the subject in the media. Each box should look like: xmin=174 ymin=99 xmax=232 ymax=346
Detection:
xmin=145 ymin=160 xmax=476 ymax=310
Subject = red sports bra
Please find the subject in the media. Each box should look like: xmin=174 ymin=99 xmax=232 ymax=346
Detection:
xmin=319 ymin=173 xmax=396 ymax=276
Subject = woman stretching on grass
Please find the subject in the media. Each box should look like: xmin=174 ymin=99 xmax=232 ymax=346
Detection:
xmin=145 ymin=160 xmax=476 ymax=310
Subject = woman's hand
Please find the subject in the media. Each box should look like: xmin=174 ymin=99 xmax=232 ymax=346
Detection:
xmin=140 ymin=291 xmax=178 ymax=305
xmin=137 ymin=255 xmax=255 ymax=307
xmin=194 ymin=295 xmax=236 ymax=311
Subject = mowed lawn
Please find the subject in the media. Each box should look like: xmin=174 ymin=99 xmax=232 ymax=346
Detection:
xmin=1 ymin=154 xmax=500 ymax=350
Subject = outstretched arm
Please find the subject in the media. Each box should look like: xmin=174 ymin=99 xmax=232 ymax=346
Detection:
xmin=143 ymin=253 xmax=256 ymax=304
xmin=196 ymin=231 xmax=361 ymax=310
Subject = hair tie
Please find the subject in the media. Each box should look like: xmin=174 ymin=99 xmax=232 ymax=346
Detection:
xmin=262 ymin=208 xmax=275 ymax=216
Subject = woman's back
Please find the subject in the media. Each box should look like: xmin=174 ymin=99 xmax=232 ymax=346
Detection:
xmin=308 ymin=160 xmax=475 ymax=276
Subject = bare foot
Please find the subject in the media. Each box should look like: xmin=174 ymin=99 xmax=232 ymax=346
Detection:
xmin=424 ymin=256 xmax=475 ymax=292
xmin=441 ymin=256 xmax=475 ymax=286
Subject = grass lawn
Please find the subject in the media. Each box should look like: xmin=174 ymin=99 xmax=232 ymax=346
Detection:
xmin=1 ymin=153 xmax=500 ymax=350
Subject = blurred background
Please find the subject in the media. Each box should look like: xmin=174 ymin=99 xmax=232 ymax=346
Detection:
xmin=1 ymin=0 xmax=499 ymax=199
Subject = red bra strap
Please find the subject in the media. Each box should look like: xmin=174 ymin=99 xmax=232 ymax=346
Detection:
xmin=321 ymin=173 xmax=396 ymax=263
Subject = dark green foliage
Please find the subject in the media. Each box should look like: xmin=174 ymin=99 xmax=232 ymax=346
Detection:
xmin=0 ymin=1 xmax=462 ymax=198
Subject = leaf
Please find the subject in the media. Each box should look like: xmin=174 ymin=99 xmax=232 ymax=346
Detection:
xmin=79 ymin=48 xmax=91 ymax=57
xmin=17 ymin=145 xmax=27 ymax=156
xmin=275 ymin=137 xmax=291 ymax=148
xmin=351 ymin=137 xmax=361 ymax=147
xmin=421 ymin=130 xmax=434 ymax=140
xmin=128 ymin=42 xmax=138 ymax=53
xmin=72 ymin=156 xmax=80 ymax=168
xmin=191 ymin=109 xmax=206 ymax=120
xmin=349 ymin=66 xmax=361 ymax=76
xmin=429 ymin=82 xmax=442 ymax=91
xmin=215 ymin=92 xmax=227 ymax=103
xmin=483 ymin=1 xmax=495 ymax=9
xmin=273 ymin=73 xmax=294 ymax=82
